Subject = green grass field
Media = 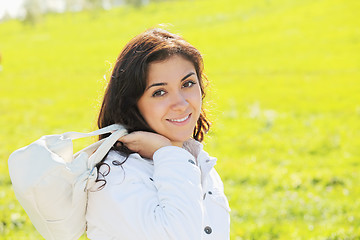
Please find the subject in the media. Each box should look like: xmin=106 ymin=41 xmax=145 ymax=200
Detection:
xmin=1 ymin=0 xmax=360 ymax=239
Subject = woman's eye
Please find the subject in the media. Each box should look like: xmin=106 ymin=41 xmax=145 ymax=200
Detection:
xmin=182 ymin=80 xmax=196 ymax=88
xmin=152 ymin=90 xmax=166 ymax=97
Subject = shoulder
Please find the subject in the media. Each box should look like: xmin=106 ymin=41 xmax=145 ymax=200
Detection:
xmin=105 ymin=150 xmax=153 ymax=168
xmin=209 ymin=168 xmax=225 ymax=190
xmin=96 ymin=150 xmax=154 ymax=187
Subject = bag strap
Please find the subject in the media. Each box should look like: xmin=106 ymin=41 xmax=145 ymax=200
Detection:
xmin=62 ymin=124 xmax=127 ymax=168
xmin=88 ymin=128 xmax=127 ymax=168
xmin=62 ymin=124 xmax=125 ymax=140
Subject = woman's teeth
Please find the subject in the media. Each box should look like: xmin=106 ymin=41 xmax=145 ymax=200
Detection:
xmin=168 ymin=114 xmax=190 ymax=122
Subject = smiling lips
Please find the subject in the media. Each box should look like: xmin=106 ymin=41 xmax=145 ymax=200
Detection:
xmin=167 ymin=113 xmax=192 ymax=123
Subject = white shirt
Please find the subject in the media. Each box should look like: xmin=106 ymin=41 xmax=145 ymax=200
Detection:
xmin=86 ymin=139 xmax=230 ymax=240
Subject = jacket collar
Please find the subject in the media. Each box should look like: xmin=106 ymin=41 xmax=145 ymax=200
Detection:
xmin=120 ymin=139 xmax=217 ymax=185
xmin=183 ymin=139 xmax=217 ymax=184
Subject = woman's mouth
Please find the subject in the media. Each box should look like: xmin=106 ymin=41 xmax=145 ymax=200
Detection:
xmin=167 ymin=113 xmax=191 ymax=124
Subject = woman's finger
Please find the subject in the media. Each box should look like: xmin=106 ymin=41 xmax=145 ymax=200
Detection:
xmin=118 ymin=131 xmax=139 ymax=143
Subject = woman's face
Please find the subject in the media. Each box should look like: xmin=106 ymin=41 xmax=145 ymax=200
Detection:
xmin=137 ymin=55 xmax=202 ymax=147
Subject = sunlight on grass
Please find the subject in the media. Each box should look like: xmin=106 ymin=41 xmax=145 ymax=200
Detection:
xmin=1 ymin=0 xmax=359 ymax=239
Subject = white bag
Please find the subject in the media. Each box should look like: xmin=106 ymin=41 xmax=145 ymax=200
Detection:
xmin=8 ymin=124 xmax=127 ymax=240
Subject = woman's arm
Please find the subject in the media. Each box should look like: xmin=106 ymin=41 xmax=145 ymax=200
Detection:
xmin=86 ymin=146 xmax=204 ymax=240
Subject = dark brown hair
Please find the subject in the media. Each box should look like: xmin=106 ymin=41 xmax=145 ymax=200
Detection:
xmin=95 ymin=28 xmax=210 ymax=186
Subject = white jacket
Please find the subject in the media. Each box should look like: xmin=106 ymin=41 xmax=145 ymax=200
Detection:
xmin=86 ymin=139 xmax=230 ymax=240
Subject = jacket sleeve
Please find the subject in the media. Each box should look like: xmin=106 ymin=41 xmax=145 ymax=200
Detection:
xmin=86 ymin=146 xmax=204 ymax=240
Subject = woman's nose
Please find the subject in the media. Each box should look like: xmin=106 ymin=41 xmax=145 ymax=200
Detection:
xmin=170 ymin=92 xmax=189 ymax=111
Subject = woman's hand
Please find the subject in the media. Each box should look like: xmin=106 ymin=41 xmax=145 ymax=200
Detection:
xmin=118 ymin=131 xmax=172 ymax=159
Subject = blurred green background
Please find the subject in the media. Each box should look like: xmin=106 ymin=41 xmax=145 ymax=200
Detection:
xmin=1 ymin=0 xmax=360 ymax=239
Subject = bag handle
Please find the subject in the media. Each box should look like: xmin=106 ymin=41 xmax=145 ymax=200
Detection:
xmin=62 ymin=124 xmax=127 ymax=168
xmin=62 ymin=124 xmax=125 ymax=140
xmin=88 ymin=127 xmax=127 ymax=168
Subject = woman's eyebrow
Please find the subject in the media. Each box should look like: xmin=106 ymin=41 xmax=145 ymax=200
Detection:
xmin=181 ymin=72 xmax=195 ymax=82
xmin=146 ymin=72 xmax=196 ymax=91
xmin=146 ymin=82 xmax=166 ymax=90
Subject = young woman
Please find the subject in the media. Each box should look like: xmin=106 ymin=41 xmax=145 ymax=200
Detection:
xmin=86 ymin=28 xmax=230 ymax=240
